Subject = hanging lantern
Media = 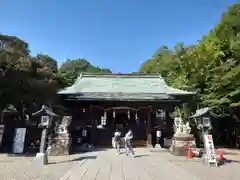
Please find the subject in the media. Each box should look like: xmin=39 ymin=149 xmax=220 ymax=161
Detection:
xmin=128 ymin=110 xmax=130 ymax=119
xmin=101 ymin=116 xmax=106 ymax=125
xmin=156 ymin=109 xmax=166 ymax=119
xmin=135 ymin=111 xmax=140 ymax=124
xmin=113 ymin=110 xmax=115 ymax=118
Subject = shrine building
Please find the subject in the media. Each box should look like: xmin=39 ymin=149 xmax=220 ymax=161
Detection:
xmin=58 ymin=73 xmax=195 ymax=151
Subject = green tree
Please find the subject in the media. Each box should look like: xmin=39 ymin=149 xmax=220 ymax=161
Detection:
xmin=0 ymin=34 xmax=62 ymax=120
xmin=59 ymin=58 xmax=111 ymax=87
xmin=139 ymin=2 xmax=240 ymax=114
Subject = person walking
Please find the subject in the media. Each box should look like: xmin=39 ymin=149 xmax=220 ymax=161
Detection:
xmin=114 ymin=129 xmax=121 ymax=154
xmin=124 ymin=129 xmax=135 ymax=157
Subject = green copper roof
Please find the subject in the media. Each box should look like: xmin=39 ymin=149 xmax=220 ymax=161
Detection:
xmin=58 ymin=73 xmax=195 ymax=100
xmin=66 ymin=92 xmax=174 ymax=101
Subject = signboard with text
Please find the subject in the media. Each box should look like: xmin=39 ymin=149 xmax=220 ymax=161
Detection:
xmin=204 ymin=134 xmax=217 ymax=166
xmin=12 ymin=128 xmax=26 ymax=154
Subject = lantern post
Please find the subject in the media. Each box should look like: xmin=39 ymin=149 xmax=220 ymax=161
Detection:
xmin=32 ymin=105 xmax=58 ymax=165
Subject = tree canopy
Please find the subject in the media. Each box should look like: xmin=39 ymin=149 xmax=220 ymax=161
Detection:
xmin=0 ymin=34 xmax=111 ymax=120
xmin=59 ymin=59 xmax=111 ymax=87
xmin=1 ymin=2 xmax=240 ymax=121
xmin=139 ymin=3 xmax=240 ymax=114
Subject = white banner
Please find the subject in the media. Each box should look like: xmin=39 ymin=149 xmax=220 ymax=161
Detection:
xmin=204 ymin=134 xmax=217 ymax=164
xmin=12 ymin=128 xmax=26 ymax=154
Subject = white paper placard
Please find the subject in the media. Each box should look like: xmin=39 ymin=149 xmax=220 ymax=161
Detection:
xmin=82 ymin=129 xmax=87 ymax=137
xmin=204 ymin=134 xmax=217 ymax=165
xmin=12 ymin=128 xmax=26 ymax=154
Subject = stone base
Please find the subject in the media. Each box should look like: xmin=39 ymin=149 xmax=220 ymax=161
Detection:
xmin=33 ymin=153 xmax=48 ymax=165
xmin=170 ymin=133 xmax=196 ymax=156
xmin=170 ymin=146 xmax=186 ymax=156
xmin=150 ymin=144 xmax=167 ymax=153
xmin=49 ymin=133 xmax=71 ymax=156
xmin=154 ymin=144 xmax=162 ymax=148
xmin=147 ymin=144 xmax=153 ymax=148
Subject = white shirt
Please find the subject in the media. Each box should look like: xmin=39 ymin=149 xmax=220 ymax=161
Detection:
xmin=125 ymin=131 xmax=133 ymax=141
xmin=114 ymin=131 xmax=121 ymax=136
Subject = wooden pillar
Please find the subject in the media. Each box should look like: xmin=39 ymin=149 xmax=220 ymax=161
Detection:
xmin=146 ymin=110 xmax=152 ymax=148
xmin=90 ymin=105 xmax=97 ymax=147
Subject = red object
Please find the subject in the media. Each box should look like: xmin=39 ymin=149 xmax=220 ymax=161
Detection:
xmin=208 ymin=135 xmax=212 ymax=140
xmin=219 ymin=150 xmax=224 ymax=161
xmin=187 ymin=144 xmax=193 ymax=158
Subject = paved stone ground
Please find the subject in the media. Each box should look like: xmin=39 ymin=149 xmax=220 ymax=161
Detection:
xmin=0 ymin=148 xmax=239 ymax=180
xmin=60 ymin=149 xmax=200 ymax=180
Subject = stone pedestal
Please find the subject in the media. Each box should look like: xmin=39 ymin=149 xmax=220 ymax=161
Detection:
xmin=154 ymin=144 xmax=162 ymax=148
xmin=49 ymin=133 xmax=71 ymax=156
xmin=170 ymin=133 xmax=196 ymax=156
xmin=147 ymin=144 xmax=153 ymax=148
xmin=33 ymin=152 xmax=48 ymax=165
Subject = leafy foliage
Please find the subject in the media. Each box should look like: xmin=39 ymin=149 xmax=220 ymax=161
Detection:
xmin=59 ymin=59 xmax=111 ymax=86
xmin=139 ymin=3 xmax=240 ymax=114
xmin=0 ymin=34 xmax=111 ymax=120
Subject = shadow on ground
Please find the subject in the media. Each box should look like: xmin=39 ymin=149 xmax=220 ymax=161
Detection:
xmin=71 ymin=147 xmax=108 ymax=154
xmin=134 ymin=154 xmax=149 ymax=158
xmin=230 ymin=159 xmax=240 ymax=164
xmin=218 ymin=158 xmax=240 ymax=167
xmin=7 ymin=153 xmax=36 ymax=157
xmin=49 ymin=155 xmax=97 ymax=165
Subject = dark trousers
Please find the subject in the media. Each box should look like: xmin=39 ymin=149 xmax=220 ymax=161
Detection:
xmin=125 ymin=140 xmax=134 ymax=156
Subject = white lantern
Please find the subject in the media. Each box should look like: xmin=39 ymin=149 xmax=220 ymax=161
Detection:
xmin=101 ymin=116 xmax=106 ymax=125
xmin=156 ymin=109 xmax=166 ymax=119
xmin=156 ymin=130 xmax=161 ymax=138
xmin=202 ymin=117 xmax=210 ymax=127
xmin=40 ymin=116 xmax=50 ymax=127
xmin=113 ymin=110 xmax=115 ymax=118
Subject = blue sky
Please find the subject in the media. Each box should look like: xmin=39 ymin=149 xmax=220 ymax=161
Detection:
xmin=1 ymin=0 xmax=238 ymax=72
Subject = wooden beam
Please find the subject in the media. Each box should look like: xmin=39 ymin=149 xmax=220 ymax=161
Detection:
xmin=146 ymin=110 xmax=153 ymax=148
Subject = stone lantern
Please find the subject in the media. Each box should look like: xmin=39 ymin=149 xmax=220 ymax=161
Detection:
xmin=189 ymin=107 xmax=216 ymax=165
xmin=32 ymin=105 xmax=58 ymax=165
xmin=189 ymin=107 xmax=212 ymax=139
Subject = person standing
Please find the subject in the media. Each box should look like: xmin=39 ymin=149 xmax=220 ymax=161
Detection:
xmin=124 ymin=129 xmax=135 ymax=157
xmin=114 ymin=129 xmax=121 ymax=154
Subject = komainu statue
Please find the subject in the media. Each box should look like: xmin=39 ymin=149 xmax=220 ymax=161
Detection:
xmin=170 ymin=117 xmax=196 ymax=156
xmin=49 ymin=116 xmax=72 ymax=156
xmin=54 ymin=116 xmax=72 ymax=134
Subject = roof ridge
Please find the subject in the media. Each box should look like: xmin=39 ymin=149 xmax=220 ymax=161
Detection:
xmin=72 ymin=72 xmax=83 ymax=86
